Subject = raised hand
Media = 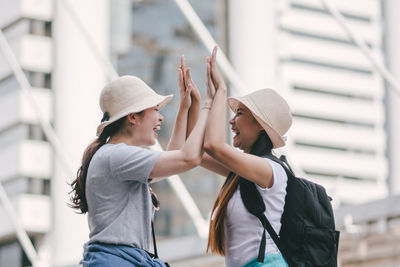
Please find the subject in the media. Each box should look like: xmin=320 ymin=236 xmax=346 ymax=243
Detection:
xmin=181 ymin=56 xmax=201 ymax=106
xmin=208 ymin=46 xmax=227 ymax=92
xmin=179 ymin=55 xmax=201 ymax=138
xmin=178 ymin=55 xmax=192 ymax=110
xmin=181 ymin=56 xmax=201 ymax=108
xmin=205 ymin=57 xmax=216 ymax=107
xmin=167 ymin=55 xmax=194 ymax=150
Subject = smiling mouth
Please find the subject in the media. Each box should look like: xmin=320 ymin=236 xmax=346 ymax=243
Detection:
xmin=153 ymin=125 xmax=161 ymax=136
xmin=232 ymin=129 xmax=240 ymax=138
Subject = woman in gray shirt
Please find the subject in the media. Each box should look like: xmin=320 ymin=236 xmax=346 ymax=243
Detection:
xmin=69 ymin=59 xmax=215 ymax=267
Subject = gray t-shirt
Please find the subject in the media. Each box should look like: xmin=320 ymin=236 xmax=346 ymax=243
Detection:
xmin=85 ymin=143 xmax=161 ymax=250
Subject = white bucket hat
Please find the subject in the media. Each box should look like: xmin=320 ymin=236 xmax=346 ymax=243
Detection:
xmin=96 ymin=75 xmax=173 ymax=136
xmin=227 ymin=88 xmax=292 ymax=148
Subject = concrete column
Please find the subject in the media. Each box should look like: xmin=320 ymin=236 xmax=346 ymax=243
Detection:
xmin=384 ymin=0 xmax=400 ymax=195
xmin=228 ymin=0 xmax=278 ymax=92
xmin=52 ymin=0 xmax=110 ymax=265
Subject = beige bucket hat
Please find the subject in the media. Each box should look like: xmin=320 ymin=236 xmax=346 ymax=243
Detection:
xmin=228 ymin=88 xmax=292 ymax=148
xmin=96 ymin=75 xmax=173 ymax=136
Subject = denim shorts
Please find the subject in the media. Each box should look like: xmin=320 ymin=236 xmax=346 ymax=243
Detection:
xmin=81 ymin=243 xmax=167 ymax=267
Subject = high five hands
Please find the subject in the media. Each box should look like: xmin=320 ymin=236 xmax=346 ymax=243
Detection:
xmin=179 ymin=46 xmax=226 ymax=111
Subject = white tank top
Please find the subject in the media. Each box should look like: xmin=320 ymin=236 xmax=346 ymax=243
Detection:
xmin=224 ymin=158 xmax=288 ymax=267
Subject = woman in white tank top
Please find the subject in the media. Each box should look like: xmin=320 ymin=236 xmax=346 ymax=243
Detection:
xmin=188 ymin=47 xmax=293 ymax=267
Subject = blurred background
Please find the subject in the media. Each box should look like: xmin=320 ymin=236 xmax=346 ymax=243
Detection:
xmin=0 ymin=0 xmax=399 ymax=266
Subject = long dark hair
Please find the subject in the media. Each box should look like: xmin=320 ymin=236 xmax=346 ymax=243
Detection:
xmin=69 ymin=117 xmax=126 ymax=213
xmin=207 ymin=130 xmax=273 ymax=255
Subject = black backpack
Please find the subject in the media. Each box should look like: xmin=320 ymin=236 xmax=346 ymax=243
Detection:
xmin=239 ymin=154 xmax=340 ymax=267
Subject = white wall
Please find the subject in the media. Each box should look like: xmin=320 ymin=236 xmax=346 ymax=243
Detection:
xmin=228 ymin=0 xmax=278 ymax=92
xmin=384 ymin=0 xmax=400 ymax=195
xmin=52 ymin=0 xmax=110 ymax=265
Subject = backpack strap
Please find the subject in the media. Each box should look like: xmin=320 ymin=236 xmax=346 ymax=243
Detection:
xmin=264 ymin=154 xmax=295 ymax=177
xmin=239 ymin=178 xmax=266 ymax=262
xmin=239 ymin=154 xmax=294 ymax=265
xmin=259 ymin=212 xmax=292 ymax=266
xmin=151 ymin=221 xmax=158 ymax=258
xmin=240 ymin=178 xmax=291 ymax=263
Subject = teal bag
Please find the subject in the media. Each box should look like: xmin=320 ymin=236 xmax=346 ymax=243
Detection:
xmin=243 ymin=254 xmax=288 ymax=267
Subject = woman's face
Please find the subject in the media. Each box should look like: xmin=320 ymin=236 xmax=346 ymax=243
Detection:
xmin=229 ymin=102 xmax=263 ymax=152
xmin=134 ymin=106 xmax=163 ymax=146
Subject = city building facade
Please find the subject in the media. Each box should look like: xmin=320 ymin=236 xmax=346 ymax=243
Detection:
xmin=0 ymin=0 xmax=398 ymax=266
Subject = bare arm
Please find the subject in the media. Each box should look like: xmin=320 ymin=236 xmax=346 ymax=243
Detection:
xmin=150 ymin=64 xmax=216 ymax=179
xmin=180 ymin=55 xmax=201 ymax=138
xmin=187 ymin=96 xmax=200 ymax=137
xmin=196 ymin=54 xmax=230 ymax=177
xmin=204 ymin=47 xmax=273 ymax=188
xmin=171 ymin=55 xmax=228 ymax=176
xmin=166 ymin=59 xmax=191 ymax=150
xmin=200 ymin=153 xmax=230 ymax=177
xmin=150 ymin=106 xmax=209 ymax=179
xmin=186 ymin=81 xmax=200 ymax=138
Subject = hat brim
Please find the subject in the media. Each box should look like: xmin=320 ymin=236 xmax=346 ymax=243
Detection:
xmin=227 ymin=96 xmax=286 ymax=149
xmin=97 ymin=94 xmax=173 ymax=136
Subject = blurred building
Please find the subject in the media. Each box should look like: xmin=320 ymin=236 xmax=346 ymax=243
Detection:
xmin=0 ymin=0 xmax=53 ymax=266
xmin=0 ymin=0 xmax=398 ymax=266
xmin=276 ymin=0 xmax=387 ymax=205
